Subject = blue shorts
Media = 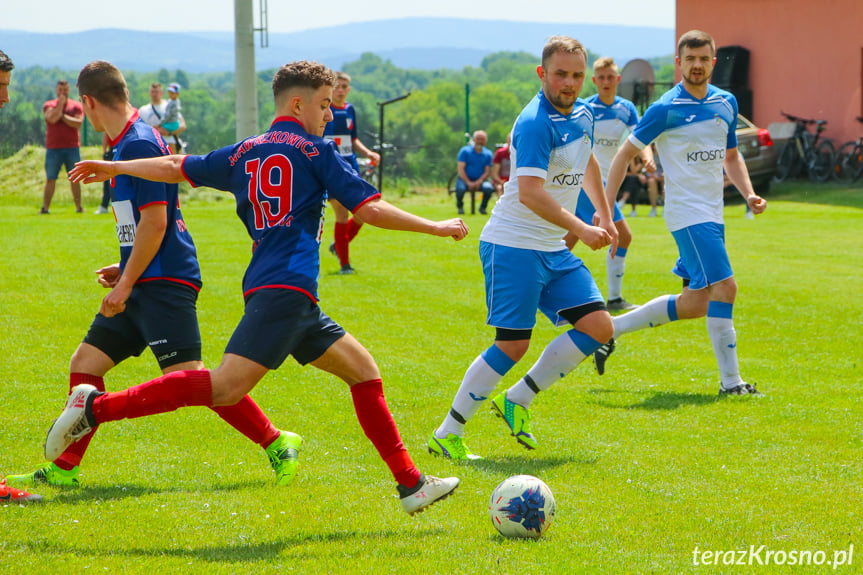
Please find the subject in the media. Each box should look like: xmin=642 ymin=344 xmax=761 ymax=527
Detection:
xmin=671 ymin=222 xmax=733 ymax=290
xmin=226 ymin=288 xmax=346 ymax=369
xmin=480 ymin=241 xmax=604 ymax=329
xmin=575 ymin=188 xmax=624 ymax=224
xmin=83 ymin=280 xmax=202 ymax=370
xmin=45 ymin=147 xmax=81 ymax=180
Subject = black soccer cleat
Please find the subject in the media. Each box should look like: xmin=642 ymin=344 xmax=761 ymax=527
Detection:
xmin=594 ymin=338 xmax=615 ymax=376
xmin=718 ymin=383 xmax=764 ymax=397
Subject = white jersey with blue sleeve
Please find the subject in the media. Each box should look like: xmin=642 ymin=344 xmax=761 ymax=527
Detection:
xmin=629 ymin=83 xmax=738 ymax=232
xmin=586 ymin=94 xmax=639 ymax=180
xmin=480 ymin=91 xmax=595 ymax=252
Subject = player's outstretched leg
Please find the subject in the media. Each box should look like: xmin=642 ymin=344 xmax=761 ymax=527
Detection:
xmin=398 ymin=474 xmax=460 ymax=515
xmin=0 ymin=482 xmax=43 ymax=504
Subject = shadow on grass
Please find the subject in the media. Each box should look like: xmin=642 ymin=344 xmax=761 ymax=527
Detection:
xmin=587 ymin=388 xmax=719 ymax=410
xmin=469 ymin=454 xmax=595 ymax=476
xmin=15 ymin=527 xmax=447 ymax=563
xmin=49 ymin=480 xmax=264 ymax=505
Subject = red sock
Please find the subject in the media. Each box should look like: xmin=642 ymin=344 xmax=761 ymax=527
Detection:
xmin=346 ymin=217 xmax=363 ymax=242
xmin=334 ymin=222 xmax=350 ymax=267
xmin=350 ymin=379 xmax=420 ymax=488
xmin=92 ymin=370 xmax=213 ymax=423
xmin=210 ymin=395 xmax=280 ymax=448
xmin=54 ymin=373 xmax=106 ymax=470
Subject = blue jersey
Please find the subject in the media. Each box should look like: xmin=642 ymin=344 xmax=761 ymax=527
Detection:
xmin=323 ymin=102 xmax=359 ymax=170
xmin=109 ymin=112 xmax=201 ymax=289
xmin=585 ymin=94 xmax=639 ymax=179
xmin=629 ymin=82 xmax=738 ymax=232
xmin=182 ymin=116 xmax=380 ymax=301
xmin=457 ymin=144 xmax=493 ymax=181
xmin=481 ymin=91 xmax=595 ymax=251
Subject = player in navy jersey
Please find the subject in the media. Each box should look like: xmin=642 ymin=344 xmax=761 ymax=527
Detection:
xmin=6 ymin=61 xmax=299 ymax=490
xmin=594 ymin=31 xmax=766 ymax=396
xmin=577 ymin=57 xmax=656 ymax=312
xmin=57 ymin=61 xmax=467 ymax=514
xmin=324 ymin=71 xmax=380 ymax=274
xmin=428 ymin=36 xmax=618 ymax=460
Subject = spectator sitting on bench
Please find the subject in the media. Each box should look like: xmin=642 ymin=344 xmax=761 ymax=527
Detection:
xmin=619 ymin=153 xmax=663 ymax=217
xmin=455 ymin=130 xmax=495 ymax=215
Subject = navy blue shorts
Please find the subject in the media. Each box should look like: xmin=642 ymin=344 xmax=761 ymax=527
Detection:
xmin=83 ymin=280 xmax=202 ymax=370
xmin=45 ymin=147 xmax=81 ymax=180
xmin=225 ymin=288 xmax=346 ymax=369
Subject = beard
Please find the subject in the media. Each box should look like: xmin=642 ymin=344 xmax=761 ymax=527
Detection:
xmin=545 ymin=90 xmax=577 ymax=112
xmin=683 ymin=68 xmax=713 ymax=86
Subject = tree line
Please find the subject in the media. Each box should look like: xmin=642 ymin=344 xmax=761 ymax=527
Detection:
xmin=0 ymin=51 xmax=673 ymax=185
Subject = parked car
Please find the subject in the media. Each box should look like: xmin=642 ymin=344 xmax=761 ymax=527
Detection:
xmin=725 ymin=114 xmax=778 ymax=197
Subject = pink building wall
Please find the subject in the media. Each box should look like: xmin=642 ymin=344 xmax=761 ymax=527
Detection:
xmin=676 ymin=0 xmax=863 ymax=144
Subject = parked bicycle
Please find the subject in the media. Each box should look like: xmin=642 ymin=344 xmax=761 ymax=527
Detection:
xmin=833 ymin=117 xmax=863 ymax=183
xmin=773 ymin=111 xmax=835 ymax=183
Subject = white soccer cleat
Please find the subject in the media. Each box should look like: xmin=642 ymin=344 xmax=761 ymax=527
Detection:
xmin=44 ymin=384 xmax=100 ymax=461
xmin=398 ymin=474 xmax=460 ymax=515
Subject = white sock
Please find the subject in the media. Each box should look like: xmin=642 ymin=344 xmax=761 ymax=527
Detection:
xmin=507 ymin=330 xmax=595 ymax=408
xmin=613 ymin=294 xmax=677 ymax=338
xmin=606 ymin=248 xmax=626 ymax=301
xmin=707 ymin=305 xmax=744 ymax=389
xmin=436 ymin=346 xmax=515 ymax=438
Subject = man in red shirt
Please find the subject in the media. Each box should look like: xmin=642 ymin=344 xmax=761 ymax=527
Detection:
xmin=41 ymin=80 xmax=84 ymax=214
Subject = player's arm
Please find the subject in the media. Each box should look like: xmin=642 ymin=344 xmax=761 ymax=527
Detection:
xmin=69 ymin=155 xmax=187 ymax=185
xmin=457 ymin=160 xmax=471 ymax=186
xmin=43 ymin=99 xmax=65 ymax=124
xmin=61 ymin=109 xmax=83 ymax=130
xmin=583 ymin=154 xmax=618 ymax=252
xmin=605 ymin=140 xmax=642 ymax=212
xmin=724 ymin=147 xmax=766 ymax=215
xmin=99 ymin=204 xmax=167 ymax=317
xmin=641 ymin=142 xmax=656 ymax=173
xmin=352 ymin=137 xmax=380 ymax=164
xmin=491 ymin=161 xmax=502 ymax=186
xmin=354 ymin=198 xmax=468 ymax=241
xmin=518 ymin=175 xmax=611 ymax=251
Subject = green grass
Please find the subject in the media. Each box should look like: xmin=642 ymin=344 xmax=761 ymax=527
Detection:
xmin=1 ymin=161 xmax=862 ymax=573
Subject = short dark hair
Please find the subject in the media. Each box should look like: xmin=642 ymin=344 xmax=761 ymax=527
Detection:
xmin=150 ymin=82 xmax=162 ymax=89
xmin=77 ymin=60 xmax=128 ymax=108
xmin=677 ymin=30 xmax=715 ymax=59
xmin=0 ymin=49 xmax=14 ymax=72
xmin=57 ymin=79 xmax=69 ymax=87
xmin=541 ymin=35 xmax=587 ymax=68
xmin=272 ymin=61 xmax=335 ymax=102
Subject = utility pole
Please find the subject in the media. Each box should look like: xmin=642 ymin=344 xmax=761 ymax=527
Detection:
xmin=234 ymin=0 xmax=257 ymax=140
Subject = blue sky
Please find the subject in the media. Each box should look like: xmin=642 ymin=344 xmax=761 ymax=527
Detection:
xmin=2 ymin=0 xmax=675 ymax=33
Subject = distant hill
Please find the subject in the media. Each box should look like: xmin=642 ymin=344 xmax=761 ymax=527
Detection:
xmin=1 ymin=18 xmax=673 ymax=72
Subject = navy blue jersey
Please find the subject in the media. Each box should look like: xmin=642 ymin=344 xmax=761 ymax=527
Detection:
xmin=323 ymin=102 xmax=359 ymax=171
xmin=181 ymin=116 xmax=380 ymax=301
xmin=109 ymin=111 xmax=201 ymax=289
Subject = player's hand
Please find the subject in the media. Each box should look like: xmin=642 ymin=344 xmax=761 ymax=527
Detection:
xmin=748 ymin=195 xmax=767 ymax=215
xmin=577 ymin=224 xmax=612 ymax=251
xmin=563 ymin=230 xmax=579 ymax=250
xmin=644 ymin=158 xmax=657 ymax=173
xmin=435 ymin=218 xmax=469 ymax=241
xmin=96 ymin=264 xmax=121 ymax=288
xmin=69 ymin=160 xmax=115 ymax=184
xmin=100 ymin=282 xmax=132 ymax=317
xmin=368 ymin=151 xmax=381 ymax=165
xmin=599 ymin=215 xmax=619 ymax=257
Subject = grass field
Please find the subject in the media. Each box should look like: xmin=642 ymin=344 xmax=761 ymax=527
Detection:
xmin=1 ymin=150 xmax=862 ymax=573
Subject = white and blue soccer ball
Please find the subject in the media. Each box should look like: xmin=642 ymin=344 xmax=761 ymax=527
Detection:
xmin=488 ymin=475 xmax=556 ymax=538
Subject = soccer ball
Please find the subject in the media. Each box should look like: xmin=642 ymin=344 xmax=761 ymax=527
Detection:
xmin=488 ymin=475 xmax=556 ymax=538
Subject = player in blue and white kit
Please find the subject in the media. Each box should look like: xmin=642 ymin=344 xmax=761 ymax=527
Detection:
xmin=594 ymin=31 xmax=766 ymax=396
xmin=428 ymin=36 xmax=618 ymax=459
xmin=57 ymin=61 xmax=467 ymax=515
xmin=6 ymin=60 xmax=298 ymax=490
xmin=576 ymin=57 xmax=657 ymax=312
xmin=324 ymin=71 xmax=380 ymax=274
